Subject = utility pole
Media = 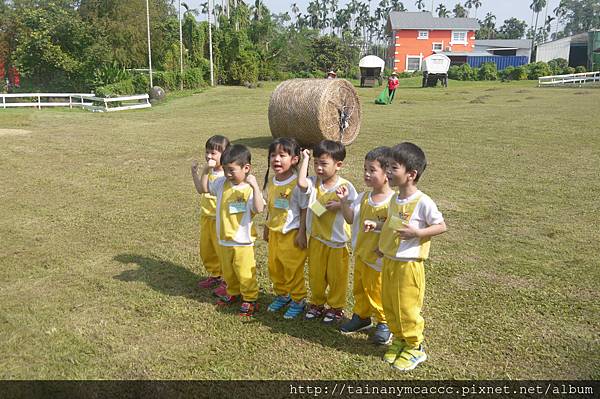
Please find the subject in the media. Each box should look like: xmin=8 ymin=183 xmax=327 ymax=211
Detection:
xmin=179 ymin=0 xmax=184 ymax=90
xmin=208 ymin=0 xmax=215 ymax=86
xmin=146 ymin=0 xmax=153 ymax=88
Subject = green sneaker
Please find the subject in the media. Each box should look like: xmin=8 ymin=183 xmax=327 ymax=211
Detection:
xmin=392 ymin=345 xmax=427 ymax=371
xmin=383 ymin=340 xmax=406 ymax=364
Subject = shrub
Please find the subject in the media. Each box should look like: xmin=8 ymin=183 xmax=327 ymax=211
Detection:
xmin=500 ymin=66 xmax=515 ymax=80
xmin=478 ymin=62 xmax=498 ymax=80
xmin=132 ymin=73 xmax=149 ymax=94
xmin=182 ymin=67 xmax=205 ymax=89
xmin=471 ymin=67 xmax=480 ymax=81
xmin=509 ymin=66 xmax=528 ymax=80
xmin=575 ymin=65 xmax=587 ymax=73
xmin=95 ymin=78 xmax=135 ymax=97
xmin=547 ymin=58 xmax=569 ymax=75
xmin=563 ymin=66 xmax=576 ymax=75
xmin=448 ymin=65 xmax=461 ymax=80
xmin=525 ymin=62 xmax=552 ymax=79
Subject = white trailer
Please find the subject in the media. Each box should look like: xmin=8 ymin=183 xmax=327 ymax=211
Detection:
xmin=422 ymin=54 xmax=451 ymax=87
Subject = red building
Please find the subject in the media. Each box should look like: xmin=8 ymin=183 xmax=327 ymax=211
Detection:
xmin=386 ymin=12 xmax=480 ymax=72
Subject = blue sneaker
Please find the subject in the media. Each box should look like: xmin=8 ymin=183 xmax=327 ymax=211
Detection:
xmin=283 ymin=299 xmax=306 ymax=319
xmin=267 ymin=295 xmax=291 ymax=312
xmin=340 ymin=313 xmax=372 ymax=334
xmin=370 ymin=323 xmax=393 ymax=345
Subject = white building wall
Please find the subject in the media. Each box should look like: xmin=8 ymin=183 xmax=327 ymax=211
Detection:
xmin=536 ymin=37 xmax=571 ymax=62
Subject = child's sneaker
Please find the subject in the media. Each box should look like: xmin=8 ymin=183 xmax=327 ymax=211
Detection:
xmin=304 ymin=304 xmax=325 ymax=320
xmin=239 ymin=301 xmax=258 ymax=318
xmin=370 ymin=323 xmax=393 ymax=345
xmin=215 ymin=294 xmax=239 ymax=306
xmin=322 ymin=308 xmax=344 ymax=325
xmin=392 ymin=345 xmax=427 ymax=371
xmin=340 ymin=314 xmax=372 ymax=334
xmin=383 ymin=340 xmax=407 ymax=364
xmin=283 ymin=299 xmax=306 ymax=319
xmin=198 ymin=276 xmax=222 ymax=289
xmin=212 ymin=281 xmax=228 ymax=297
xmin=267 ymin=295 xmax=291 ymax=312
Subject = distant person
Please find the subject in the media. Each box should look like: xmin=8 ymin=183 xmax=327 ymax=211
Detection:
xmin=326 ymin=71 xmax=337 ymax=79
xmin=191 ymin=135 xmax=230 ymax=297
xmin=365 ymin=142 xmax=447 ymax=371
xmin=388 ymin=72 xmax=399 ymax=103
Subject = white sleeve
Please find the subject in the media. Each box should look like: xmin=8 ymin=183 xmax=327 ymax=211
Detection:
xmin=305 ymin=176 xmax=316 ymax=196
xmin=350 ymin=192 xmax=365 ymax=226
xmin=421 ymin=196 xmax=444 ymax=226
xmin=292 ymin=186 xmax=308 ymax=210
xmin=209 ymin=176 xmax=226 ymax=196
xmin=345 ymin=181 xmax=359 ymax=202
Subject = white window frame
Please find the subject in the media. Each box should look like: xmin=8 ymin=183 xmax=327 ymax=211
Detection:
xmin=405 ymin=55 xmax=422 ymax=72
xmin=432 ymin=42 xmax=443 ymax=51
xmin=417 ymin=30 xmax=429 ymax=40
xmin=451 ymin=31 xmax=467 ymax=45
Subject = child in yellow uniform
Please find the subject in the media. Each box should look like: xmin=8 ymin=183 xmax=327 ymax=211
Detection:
xmin=336 ymin=147 xmax=394 ymax=344
xmin=199 ymin=144 xmax=265 ymax=317
xmin=263 ymin=138 xmax=308 ymax=319
xmin=298 ymin=140 xmax=357 ymax=324
xmin=191 ymin=135 xmax=230 ymax=295
xmin=365 ymin=142 xmax=446 ymax=371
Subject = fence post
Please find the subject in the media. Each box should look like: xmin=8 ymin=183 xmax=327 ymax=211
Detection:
xmin=38 ymin=95 xmax=41 ymax=109
xmin=2 ymin=95 xmax=5 ymax=109
xmin=69 ymin=95 xmax=72 ymax=109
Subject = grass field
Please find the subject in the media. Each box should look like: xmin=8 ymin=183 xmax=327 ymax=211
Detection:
xmin=1 ymin=78 xmax=599 ymax=380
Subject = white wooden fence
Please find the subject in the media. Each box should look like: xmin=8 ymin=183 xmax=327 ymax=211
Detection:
xmin=538 ymin=71 xmax=600 ymax=87
xmin=0 ymin=93 xmax=151 ymax=112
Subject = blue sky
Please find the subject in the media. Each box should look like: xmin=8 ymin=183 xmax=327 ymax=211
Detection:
xmin=185 ymin=1 xmax=562 ymax=31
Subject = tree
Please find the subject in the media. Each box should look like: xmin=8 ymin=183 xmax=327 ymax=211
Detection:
xmin=497 ymin=17 xmax=527 ymax=39
xmin=558 ymin=0 xmax=600 ymax=37
xmin=472 ymin=0 xmax=482 ymax=18
xmin=476 ymin=12 xmax=496 ymax=39
xmin=415 ymin=0 xmax=425 ymax=11
xmin=465 ymin=0 xmax=473 ymax=16
xmin=436 ymin=4 xmax=449 ymax=18
xmin=453 ymin=3 xmax=467 ymax=18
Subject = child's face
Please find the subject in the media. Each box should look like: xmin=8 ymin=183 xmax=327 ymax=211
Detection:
xmin=270 ymin=145 xmax=298 ymax=176
xmin=364 ymin=159 xmax=388 ymax=189
xmin=223 ymin=162 xmax=250 ymax=184
xmin=387 ymin=160 xmax=415 ymax=188
xmin=205 ymin=148 xmax=222 ymax=166
xmin=313 ymin=154 xmax=342 ymax=181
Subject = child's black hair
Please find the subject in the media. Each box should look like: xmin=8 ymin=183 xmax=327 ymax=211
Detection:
xmin=365 ymin=146 xmax=390 ymax=170
xmin=220 ymin=144 xmax=251 ymax=167
xmin=263 ymin=137 xmax=301 ymax=189
xmin=313 ymin=140 xmax=346 ymax=162
xmin=389 ymin=142 xmax=427 ymax=182
xmin=205 ymin=135 xmax=230 ymax=153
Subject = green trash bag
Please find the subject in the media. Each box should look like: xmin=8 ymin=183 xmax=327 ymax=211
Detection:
xmin=375 ymin=88 xmax=395 ymax=105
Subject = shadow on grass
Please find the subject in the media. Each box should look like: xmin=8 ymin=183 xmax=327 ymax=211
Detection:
xmin=113 ymin=253 xmax=214 ymax=305
xmin=232 ymin=135 xmax=272 ymax=149
xmin=112 ymin=253 xmax=381 ymax=358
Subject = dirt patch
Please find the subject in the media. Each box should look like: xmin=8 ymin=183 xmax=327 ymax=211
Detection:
xmin=469 ymin=96 xmax=488 ymax=104
xmin=0 ymin=129 xmax=31 ymax=137
xmin=525 ymin=96 xmax=537 ymax=100
xmin=573 ymin=91 xmax=589 ymax=95
xmin=507 ymin=99 xmax=521 ymax=103
xmin=485 ymin=87 xmax=500 ymax=92
xmin=516 ymin=89 xmax=529 ymax=93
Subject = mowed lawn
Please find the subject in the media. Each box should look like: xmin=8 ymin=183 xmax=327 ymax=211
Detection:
xmin=1 ymin=78 xmax=598 ymax=380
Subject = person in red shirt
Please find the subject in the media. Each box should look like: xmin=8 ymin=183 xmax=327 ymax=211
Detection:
xmin=388 ymin=72 xmax=399 ymax=103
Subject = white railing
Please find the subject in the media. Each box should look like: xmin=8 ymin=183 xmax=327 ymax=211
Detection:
xmin=0 ymin=93 xmax=151 ymax=112
xmin=538 ymin=71 xmax=600 ymax=87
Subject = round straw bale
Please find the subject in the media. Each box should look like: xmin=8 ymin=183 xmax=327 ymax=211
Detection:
xmin=268 ymin=79 xmax=361 ymax=147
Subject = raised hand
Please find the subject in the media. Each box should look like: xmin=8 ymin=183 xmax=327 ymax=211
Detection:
xmin=191 ymin=160 xmax=199 ymax=174
xmin=335 ymin=185 xmax=349 ymax=201
xmin=207 ymin=159 xmax=217 ymax=168
xmin=325 ymin=200 xmax=341 ymax=211
xmin=245 ymin=173 xmax=258 ymax=187
xmin=364 ymin=220 xmax=377 ymax=232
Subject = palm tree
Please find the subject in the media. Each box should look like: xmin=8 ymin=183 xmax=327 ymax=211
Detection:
xmin=553 ymin=0 xmax=567 ymax=38
xmin=415 ymin=0 xmax=425 ymax=11
xmin=436 ymin=3 xmax=449 ymax=18
xmin=390 ymin=0 xmax=405 ymax=12
xmin=453 ymin=3 xmax=467 ymax=18
xmin=464 ymin=0 xmax=473 ymax=17
xmin=291 ymin=2 xmax=300 ymax=23
xmin=472 ymin=0 xmax=482 ymax=19
xmin=482 ymin=12 xmax=496 ymax=38
xmin=530 ymin=0 xmax=547 ymax=43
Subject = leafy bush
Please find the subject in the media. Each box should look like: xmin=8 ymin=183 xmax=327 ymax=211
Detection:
xmin=95 ymin=78 xmax=135 ymax=97
xmin=182 ymin=68 xmax=205 ymax=88
xmin=575 ymin=65 xmax=587 ymax=73
xmin=500 ymin=66 xmax=514 ymax=80
xmin=132 ymin=73 xmax=149 ymax=93
xmin=563 ymin=66 xmax=576 ymax=75
xmin=93 ymin=61 xmax=131 ymax=88
xmin=448 ymin=65 xmax=460 ymax=80
xmin=547 ymin=58 xmax=569 ymax=75
xmin=509 ymin=66 xmax=528 ymax=80
xmin=525 ymin=62 xmax=552 ymax=79
xmin=478 ymin=62 xmax=498 ymax=80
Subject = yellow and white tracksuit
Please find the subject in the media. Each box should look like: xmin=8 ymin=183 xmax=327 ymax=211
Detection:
xmin=199 ymin=170 xmax=223 ymax=277
xmin=379 ymin=190 xmax=444 ymax=348
xmin=265 ymin=174 xmax=307 ymax=302
xmin=350 ymin=191 xmax=394 ymax=323
xmin=209 ymin=177 xmax=259 ymax=302
xmin=305 ymin=176 xmax=357 ymax=309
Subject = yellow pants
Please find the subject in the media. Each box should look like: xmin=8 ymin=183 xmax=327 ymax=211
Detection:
xmin=353 ymin=257 xmax=386 ymax=323
xmin=381 ymin=259 xmax=425 ymax=349
xmin=219 ymin=245 xmax=258 ymax=302
xmin=268 ymin=229 xmax=307 ymax=302
xmin=199 ymin=216 xmax=221 ymax=277
xmin=308 ymin=238 xmax=349 ymax=309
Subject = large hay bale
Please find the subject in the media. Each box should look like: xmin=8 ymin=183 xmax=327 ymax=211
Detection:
xmin=268 ymin=79 xmax=361 ymax=147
